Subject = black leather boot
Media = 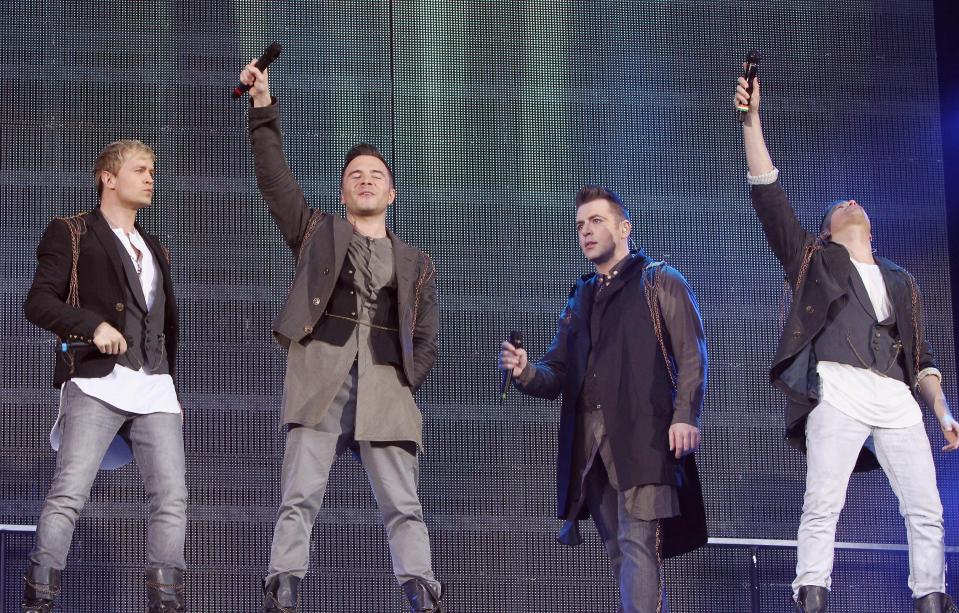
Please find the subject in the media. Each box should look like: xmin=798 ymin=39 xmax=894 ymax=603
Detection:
xmin=402 ymin=578 xmax=445 ymax=613
xmin=262 ymin=574 xmax=300 ymax=613
xmin=795 ymin=585 xmax=828 ymax=612
xmin=915 ymin=592 xmax=959 ymax=613
xmin=145 ymin=567 xmax=186 ymax=612
xmin=21 ymin=564 xmax=61 ymax=613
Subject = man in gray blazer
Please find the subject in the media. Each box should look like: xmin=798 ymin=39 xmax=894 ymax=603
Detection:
xmin=239 ymin=61 xmax=443 ymax=613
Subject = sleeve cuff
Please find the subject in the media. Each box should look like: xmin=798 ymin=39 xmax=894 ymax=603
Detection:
xmin=747 ymin=167 xmax=779 ymax=185
xmin=917 ymin=367 xmax=942 ymax=385
xmin=516 ymin=364 xmax=536 ymax=387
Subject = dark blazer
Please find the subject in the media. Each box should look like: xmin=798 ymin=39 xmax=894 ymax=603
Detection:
xmin=24 ymin=209 xmax=179 ymax=387
xmin=248 ymin=100 xmax=438 ymax=391
xmin=752 ymin=180 xmax=934 ymax=470
xmin=517 ymin=253 xmax=708 ymax=558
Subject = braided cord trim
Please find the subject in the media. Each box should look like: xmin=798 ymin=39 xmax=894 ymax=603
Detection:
xmin=643 ymin=263 xmax=677 ymax=389
xmin=410 ymin=252 xmax=435 ymax=337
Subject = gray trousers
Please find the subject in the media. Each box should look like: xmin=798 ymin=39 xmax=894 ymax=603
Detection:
xmin=794 ymin=400 xmax=946 ymax=598
xmin=30 ymin=382 xmax=188 ymax=570
xmin=267 ymin=366 xmax=440 ymax=593
xmin=586 ymin=461 xmax=668 ymax=613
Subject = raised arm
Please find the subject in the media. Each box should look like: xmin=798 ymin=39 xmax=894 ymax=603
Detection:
xmin=737 ymin=73 xmax=816 ymax=282
xmin=242 ymin=61 xmax=315 ymax=252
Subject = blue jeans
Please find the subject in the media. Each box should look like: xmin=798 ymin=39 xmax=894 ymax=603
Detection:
xmin=794 ymin=400 xmax=946 ymax=598
xmin=30 ymin=382 xmax=188 ymax=570
xmin=586 ymin=462 xmax=669 ymax=613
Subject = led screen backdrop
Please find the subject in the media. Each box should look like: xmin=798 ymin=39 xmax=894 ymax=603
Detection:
xmin=1 ymin=1 xmax=956 ymax=611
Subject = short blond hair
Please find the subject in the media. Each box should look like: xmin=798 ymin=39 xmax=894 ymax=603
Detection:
xmin=93 ymin=140 xmax=155 ymax=198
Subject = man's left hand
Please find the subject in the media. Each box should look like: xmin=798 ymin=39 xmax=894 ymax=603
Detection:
xmin=669 ymin=423 xmax=701 ymax=459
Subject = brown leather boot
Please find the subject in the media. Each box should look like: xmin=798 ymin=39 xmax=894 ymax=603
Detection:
xmin=402 ymin=578 xmax=445 ymax=613
xmin=21 ymin=564 xmax=61 ymax=613
xmin=145 ymin=567 xmax=186 ymax=612
xmin=262 ymin=574 xmax=300 ymax=613
xmin=795 ymin=585 xmax=828 ymax=612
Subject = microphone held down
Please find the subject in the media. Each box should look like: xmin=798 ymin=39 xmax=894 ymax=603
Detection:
xmin=499 ymin=330 xmax=524 ymax=404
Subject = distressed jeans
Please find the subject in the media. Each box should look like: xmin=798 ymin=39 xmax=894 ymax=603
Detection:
xmin=30 ymin=382 xmax=188 ymax=570
xmin=794 ymin=400 xmax=945 ymax=598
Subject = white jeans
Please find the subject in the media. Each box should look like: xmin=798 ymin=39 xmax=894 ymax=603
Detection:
xmin=793 ymin=400 xmax=946 ymax=598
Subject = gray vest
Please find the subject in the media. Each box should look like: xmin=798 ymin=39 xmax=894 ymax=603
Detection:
xmin=813 ymin=265 xmax=906 ymax=383
xmin=112 ymin=234 xmax=169 ymax=375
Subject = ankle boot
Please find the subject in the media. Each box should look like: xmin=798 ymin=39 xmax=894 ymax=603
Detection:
xmin=146 ymin=567 xmax=186 ymax=612
xmin=795 ymin=585 xmax=828 ymax=612
xmin=402 ymin=578 xmax=445 ymax=613
xmin=915 ymin=593 xmax=959 ymax=613
xmin=262 ymin=574 xmax=300 ymax=613
xmin=21 ymin=564 xmax=61 ymax=613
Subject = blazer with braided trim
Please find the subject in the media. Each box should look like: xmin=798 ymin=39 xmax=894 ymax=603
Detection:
xmin=24 ymin=209 xmax=179 ymax=388
xmin=751 ymin=179 xmax=935 ymax=471
xmin=248 ymin=100 xmax=438 ymax=393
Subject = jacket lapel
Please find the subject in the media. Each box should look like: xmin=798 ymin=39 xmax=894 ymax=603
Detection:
xmin=111 ymin=232 xmax=149 ymax=311
xmin=846 ymin=262 xmax=879 ymax=322
xmin=878 ymin=257 xmax=908 ymax=327
xmin=87 ymin=209 xmax=132 ymax=300
xmin=140 ymin=227 xmax=172 ymax=311
xmin=390 ymin=229 xmax=417 ymax=316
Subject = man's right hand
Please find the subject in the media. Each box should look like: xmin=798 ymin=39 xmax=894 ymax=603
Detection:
xmin=500 ymin=341 xmax=528 ymax=378
xmin=92 ymin=322 xmax=127 ymax=355
xmin=735 ymin=64 xmax=760 ymax=119
xmin=240 ymin=60 xmax=272 ymax=108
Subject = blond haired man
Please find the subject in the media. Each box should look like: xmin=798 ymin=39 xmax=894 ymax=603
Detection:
xmin=22 ymin=141 xmax=187 ymax=612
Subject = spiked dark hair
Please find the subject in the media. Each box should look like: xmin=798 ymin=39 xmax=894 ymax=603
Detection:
xmin=341 ymin=143 xmax=394 ymax=186
xmin=575 ymin=184 xmax=631 ymax=222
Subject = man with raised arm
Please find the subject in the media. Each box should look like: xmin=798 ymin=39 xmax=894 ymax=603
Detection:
xmin=239 ymin=61 xmax=444 ymax=613
xmin=736 ymin=71 xmax=959 ymax=613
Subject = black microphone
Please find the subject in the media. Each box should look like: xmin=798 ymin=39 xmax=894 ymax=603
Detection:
xmin=736 ymin=49 xmax=763 ymax=122
xmin=500 ymin=331 xmax=524 ymax=404
xmin=232 ymin=42 xmax=283 ymax=99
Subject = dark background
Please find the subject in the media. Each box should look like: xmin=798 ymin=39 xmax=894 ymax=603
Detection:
xmin=1 ymin=1 xmax=956 ymax=611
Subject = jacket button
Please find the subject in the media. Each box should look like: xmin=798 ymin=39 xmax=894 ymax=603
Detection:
xmin=348 ymin=269 xmax=354 ymax=274
xmin=814 ymin=279 xmax=820 ymax=284
xmin=303 ymin=325 xmax=313 ymax=334
xmin=115 ymin=303 xmax=124 ymax=312
xmin=805 ymin=306 xmax=814 ymax=314
xmin=312 ymin=297 xmax=321 ymax=306
xmin=793 ymin=330 xmax=802 ymax=338
xmin=323 ymin=268 xmax=330 ymax=275
xmin=875 ymin=332 xmax=881 ymax=337
xmin=350 ymin=311 xmax=357 ymax=317
xmin=349 ymin=290 xmax=355 ymax=295
xmin=596 ymin=403 xmax=602 ymax=410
